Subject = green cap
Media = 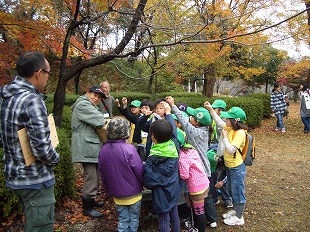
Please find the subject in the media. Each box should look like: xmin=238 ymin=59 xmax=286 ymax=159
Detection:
xmin=221 ymin=107 xmax=246 ymax=122
xmin=172 ymin=111 xmax=189 ymax=121
xmin=129 ymin=100 xmax=141 ymax=108
xmin=207 ymin=149 xmax=218 ymax=173
xmin=186 ymin=107 xmax=211 ymax=126
xmin=212 ymin=99 xmax=226 ymax=110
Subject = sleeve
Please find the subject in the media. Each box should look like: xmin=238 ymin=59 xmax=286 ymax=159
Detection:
xmin=25 ymin=97 xmax=60 ymax=165
xmin=122 ymin=108 xmax=138 ymax=124
xmin=178 ymin=156 xmax=190 ymax=181
xmin=143 ymin=160 xmax=159 ymax=190
xmin=210 ymin=111 xmax=225 ymax=128
xmin=137 ymin=115 xmax=151 ymax=132
xmin=75 ymin=101 xmax=106 ymax=128
xmin=129 ymin=148 xmax=145 ymax=184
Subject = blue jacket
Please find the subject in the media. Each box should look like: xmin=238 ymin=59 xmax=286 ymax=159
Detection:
xmin=98 ymin=140 xmax=144 ymax=198
xmin=144 ymin=155 xmax=180 ymax=214
xmin=138 ymin=114 xmax=180 ymax=158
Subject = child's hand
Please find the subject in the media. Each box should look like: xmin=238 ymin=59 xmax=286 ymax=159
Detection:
xmin=144 ymin=109 xmax=153 ymax=117
xmin=165 ymin=96 xmax=175 ymax=107
xmin=163 ymin=102 xmax=171 ymax=114
xmin=121 ymin=97 xmax=128 ymax=109
xmin=215 ymin=181 xmax=224 ymax=189
xmin=204 ymin=101 xmax=213 ymax=111
xmin=115 ymin=99 xmax=121 ymax=108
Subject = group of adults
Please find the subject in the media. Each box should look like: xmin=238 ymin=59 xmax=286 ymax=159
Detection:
xmin=1 ymin=51 xmax=310 ymax=232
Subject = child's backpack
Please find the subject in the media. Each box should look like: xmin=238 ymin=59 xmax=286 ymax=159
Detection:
xmin=233 ymin=130 xmax=255 ymax=166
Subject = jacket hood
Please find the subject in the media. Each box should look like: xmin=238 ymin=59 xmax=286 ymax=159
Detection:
xmin=0 ymin=76 xmax=41 ymax=99
xmin=71 ymin=95 xmax=89 ymax=111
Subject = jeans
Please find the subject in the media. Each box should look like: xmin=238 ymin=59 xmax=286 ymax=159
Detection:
xmin=204 ymin=190 xmax=218 ymax=223
xmin=227 ymin=162 xmax=246 ymax=205
xmin=301 ymin=116 xmax=310 ymax=132
xmin=210 ymin=169 xmax=232 ymax=205
xmin=13 ymin=185 xmax=55 ymax=232
xmin=115 ymin=200 xmax=142 ymax=232
xmin=157 ymin=203 xmax=180 ymax=232
xmin=275 ymin=113 xmax=284 ymax=128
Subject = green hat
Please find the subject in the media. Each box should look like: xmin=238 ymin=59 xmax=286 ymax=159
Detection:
xmin=172 ymin=111 xmax=189 ymax=121
xmin=212 ymin=99 xmax=226 ymax=110
xmin=129 ymin=100 xmax=141 ymax=108
xmin=186 ymin=107 xmax=211 ymax=126
xmin=207 ymin=149 xmax=218 ymax=173
xmin=221 ymin=107 xmax=246 ymax=122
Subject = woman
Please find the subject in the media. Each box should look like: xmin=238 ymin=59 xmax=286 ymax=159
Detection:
xmin=270 ymin=83 xmax=287 ymax=133
xmin=299 ymin=83 xmax=310 ymax=133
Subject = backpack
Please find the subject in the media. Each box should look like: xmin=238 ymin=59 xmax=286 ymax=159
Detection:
xmin=233 ymin=130 xmax=255 ymax=166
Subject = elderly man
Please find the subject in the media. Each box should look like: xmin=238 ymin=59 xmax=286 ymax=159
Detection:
xmin=98 ymin=81 xmax=115 ymax=118
xmin=71 ymin=86 xmax=106 ymax=218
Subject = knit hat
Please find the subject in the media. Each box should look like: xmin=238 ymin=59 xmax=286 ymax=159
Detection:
xmin=221 ymin=107 xmax=246 ymax=122
xmin=212 ymin=99 xmax=226 ymax=110
xmin=186 ymin=107 xmax=211 ymax=126
xmin=207 ymin=149 xmax=218 ymax=173
xmin=129 ymin=100 xmax=141 ymax=108
xmin=106 ymin=117 xmax=130 ymax=140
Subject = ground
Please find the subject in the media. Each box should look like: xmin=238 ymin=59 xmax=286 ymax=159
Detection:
xmin=1 ymin=101 xmax=310 ymax=232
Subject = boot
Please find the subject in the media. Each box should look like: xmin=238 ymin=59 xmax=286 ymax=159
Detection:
xmin=82 ymin=197 xmax=103 ymax=218
xmin=93 ymin=200 xmax=104 ymax=207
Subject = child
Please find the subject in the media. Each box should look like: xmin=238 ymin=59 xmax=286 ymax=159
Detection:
xmin=179 ymin=143 xmax=209 ymax=232
xmin=204 ymin=102 xmax=247 ymax=226
xmin=98 ymin=117 xmax=144 ymax=231
xmin=166 ymin=96 xmax=218 ymax=228
xmin=115 ymin=97 xmax=147 ymax=160
xmin=143 ymin=119 xmax=180 ymax=232
xmin=207 ymin=149 xmax=233 ymax=208
xmin=138 ymin=98 xmax=179 ymax=159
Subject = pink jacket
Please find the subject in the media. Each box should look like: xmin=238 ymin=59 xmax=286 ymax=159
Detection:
xmin=179 ymin=148 xmax=210 ymax=193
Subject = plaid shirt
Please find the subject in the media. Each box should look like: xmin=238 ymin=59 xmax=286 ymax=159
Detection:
xmin=0 ymin=76 xmax=60 ymax=187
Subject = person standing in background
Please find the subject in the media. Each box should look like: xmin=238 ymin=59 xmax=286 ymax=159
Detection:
xmin=0 ymin=51 xmax=60 ymax=232
xmin=270 ymin=83 xmax=287 ymax=133
xmin=71 ymin=86 xmax=106 ymax=218
xmin=99 ymin=81 xmax=115 ymax=118
xmin=299 ymin=83 xmax=310 ymax=133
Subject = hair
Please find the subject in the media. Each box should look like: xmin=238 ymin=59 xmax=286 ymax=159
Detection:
xmin=301 ymin=83 xmax=308 ymax=91
xmin=16 ymin=51 xmax=46 ymax=78
xmin=150 ymin=119 xmax=172 ymax=143
xmin=140 ymin=99 xmax=155 ymax=111
xmin=272 ymin=83 xmax=280 ymax=92
xmin=154 ymin=98 xmax=166 ymax=108
xmin=100 ymin=81 xmax=110 ymax=88
xmin=228 ymin=118 xmax=248 ymax=131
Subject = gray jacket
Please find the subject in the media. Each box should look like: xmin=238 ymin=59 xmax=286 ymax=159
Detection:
xmin=71 ymin=95 xmax=106 ymax=163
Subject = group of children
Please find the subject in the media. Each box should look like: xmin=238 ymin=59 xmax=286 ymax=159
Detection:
xmin=98 ymin=96 xmax=249 ymax=231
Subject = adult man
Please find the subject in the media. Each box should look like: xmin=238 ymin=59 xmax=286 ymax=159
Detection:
xmin=0 ymin=51 xmax=60 ymax=232
xmin=71 ymin=86 xmax=106 ymax=218
xmin=98 ymin=81 xmax=115 ymax=118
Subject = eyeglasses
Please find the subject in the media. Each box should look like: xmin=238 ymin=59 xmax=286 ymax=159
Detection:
xmin=41 ymin=69 xmax=52 ymax=75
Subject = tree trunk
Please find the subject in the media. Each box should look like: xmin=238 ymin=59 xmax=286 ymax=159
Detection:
xmin=74 ymin=72 xmax=82 ymax=95
xmin=202 ymin=65 xmax=216 ymax=97
xmin=53 ymin=78 xmax=68 ymax=127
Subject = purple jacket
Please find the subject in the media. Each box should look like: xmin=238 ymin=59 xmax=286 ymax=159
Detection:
xmin=98 ymin=140 xmax=144 ymax=197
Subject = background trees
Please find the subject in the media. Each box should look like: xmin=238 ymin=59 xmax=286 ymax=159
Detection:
xmin=0 ymin=0 xmax=309 ymax=126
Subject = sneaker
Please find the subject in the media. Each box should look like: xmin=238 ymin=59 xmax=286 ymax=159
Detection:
xmin=209 ymin=222 xmax=217 ymax=228
xmin=224 ymin=215 xmax=244 ymax=226
xmin=281 ymin=128 xmax=286 ymax=133
xmin=275 ymin=127 xmax=280 ymax=131
xmin=214 ymin=200 xmax=220 ymax=205
xmin=225 ymin=201 xmax=233 ymax=208
xmin=183 ymin=219 xmax=192 ymax=230
xmin=222 ymin=209 xmax=236 ymax=219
